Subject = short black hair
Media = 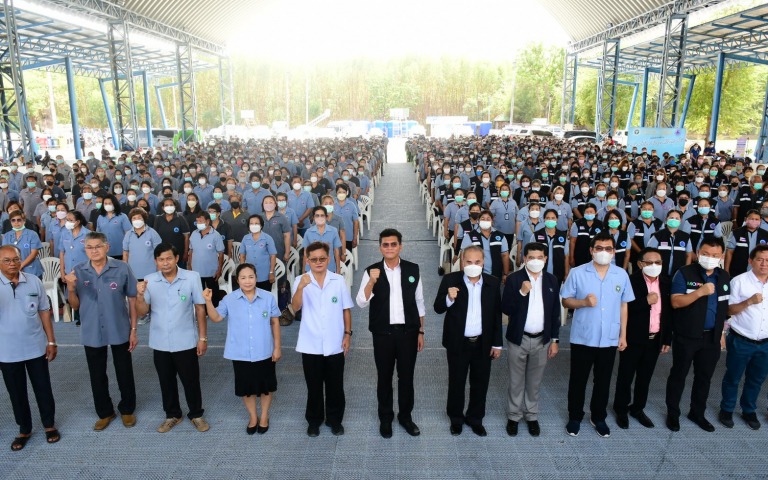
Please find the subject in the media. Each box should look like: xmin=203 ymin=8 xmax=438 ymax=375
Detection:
xmin=235 ymin=262 xmax=257 ymax=278
xmin=524 ymin=242 xmax=547 ymax=257
xmin=305 ymin=241 xmax=329 ymax=257
xmin=379 ymin=228 xmax=402 ymax=244
xmin=699 ymin=236 xmax=724 ymax=252
xmin=590 ymin=232 xmax=616 ymax=248
xmin=638 ymin=247 xmax=661 ymax=263
xmin=153 ymin=242 xmax=179 ymax=259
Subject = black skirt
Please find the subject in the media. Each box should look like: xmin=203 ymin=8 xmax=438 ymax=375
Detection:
xmin=232 ymin=358 xmax=277 ymax=397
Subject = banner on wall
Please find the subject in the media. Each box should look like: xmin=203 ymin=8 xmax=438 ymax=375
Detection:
xmin=627 ymin=127 xmax=687 ymax=155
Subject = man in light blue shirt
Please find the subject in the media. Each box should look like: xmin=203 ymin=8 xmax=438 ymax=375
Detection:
xmin=136 ymin=243 xmax=210 ymax=434
xmin=287 ymin=176 xmax=315 ymax=233
xmin=561 ymin=232 xmax=634 ymax=439
xmin=243 ymin=174 xmax=271 ymax=214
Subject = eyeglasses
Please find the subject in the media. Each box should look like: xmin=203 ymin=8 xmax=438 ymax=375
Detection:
xmin=0 ymin=258 xmax=21 ymax=265
xmin=10 ymin=218 xmax=24 ymax=223
xmin=380 ymin=242 xmax=399 ymax=248
xmin=593 ymin=246 xmax=615 ymax=253
xmin=308 ymin=257 xmax=328 ymax=264
xmin=85 ymin=244 xmax=107 ymax=251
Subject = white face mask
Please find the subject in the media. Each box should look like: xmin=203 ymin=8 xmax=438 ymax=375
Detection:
xmin=698 ymin=255 xmax=720 ymax=271
xmin=184 ymin=187 xmax=193 ymax=194
xmin=593 ymin=251 xmax=613 ymax=265
xmin=163 ymin=206 xmax=176 ymax=215
xmin=104 ymin=204 xmax=114 ymax=212
xmin=526 ymin=259 xmax=545 ymax=273
xmin=463 ymin=264 xmax=483 ymax=278
xmin=187 ymin=200 xmax=197 ymax=209
xmin=337 ymin=192 xmax=347 ymax=201
xmin=249 ymin=224 xmax=261 ymax=233
xmin=314 ymin=217 xmax=326 ymax=226
xmin=83 ymin=192 xmax=93 ymax=200
xmin=132 ymin=219 xmax=145 ymax=229
xmin=56 ymin=211 xmax=67 ymax=220
xmin=529 ymin=210 xmax=541 ymax=219
xmin=142 ymin=187 xmax=151 ymax=194
xmin=127 ymin=194 xmax=137 ymax=202
xmin=65 ymin=221 xmax=76 ymax=230
xmin=293 ymin=182 xmax=302 ymax=190
xmin=656 ymin=175 xmax=664 ymax=181
xmin=580 ymin=187 xmax=590 ymax=195
xmin=718 ymin=190 xmax=728 ymax=198
xmin=656 ymin=190 xmax=667 ymax=197
xmin=310 ymin=176 xmax=318 ymax=183
xmin=479 ymin=220 xmax=492 ymax=230
xmin=196 ymin=223 xmax=206 ymax=231
xmin=642 ymin=264 xmax=662 ymax=278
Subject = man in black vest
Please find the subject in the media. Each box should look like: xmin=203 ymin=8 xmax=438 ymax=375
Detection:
xmin=356 ymin=228 xmax=425 ymax=438
xmin=434 ymin=245 xmax=503 ymax=436
xmin=666 ymin=237 xmax=730 ymax=432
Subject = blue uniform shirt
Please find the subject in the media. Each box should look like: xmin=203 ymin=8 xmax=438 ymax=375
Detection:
xmin=561 ymin=261 xmax=635 ymax=347
xmin=144 ymin=267 xmax=205 ymax=352
xmin=460 ymin=232 xmax=509 ymax=275
xmin=242 ymin=188 xmax=271 ymax=214
xmin=193 ymin=184 xmax=214 ymax=208
xmin=189 ymin=228 xmax=225 ymax=278
xmin=122 ymin=226 xmax=162 ymax=279
xmin=333 ymin=200 xmax=359 ymax=238
xmin=96 ymin=213 xmax=132 ymax=257
xmin=73 ymin=258 xmax=138 ymax=347
xmin=240 ymin=232 xmax=278 ymax=282
xmin=287 ymin=190 xmax=315 ymax=229
xmin=61 ymin=227 xmax=91 ymax=274
xmin=0 ymin=272 xmax=49 ymax=362
xmin=2 ymin=228 xmax=43 ymax=277
xmin=216 ymin=288 xmax=281 ymax=362
xmin=671 ymin=267 xmax=718 ymax=330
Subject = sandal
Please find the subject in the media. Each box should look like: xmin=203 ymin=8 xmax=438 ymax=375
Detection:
xmin=45 ymin=429 xmax=61 ymax=444
xmin=11 ymin=435 xmax=30 ymax=451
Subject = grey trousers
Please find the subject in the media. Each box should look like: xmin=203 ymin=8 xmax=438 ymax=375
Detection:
xmin=507 ymin=336 xmax=549 ymax=421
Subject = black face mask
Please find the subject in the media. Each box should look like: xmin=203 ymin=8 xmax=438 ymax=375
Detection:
xmin=230 ymin=201 xmax=240 ymax=210
xmin=469 ymin=212 xmax=481 ymax=220
xmin=45 ymin=181 xmax=54 ymax=186
xmin=678 ymin=198 xmax=689 ymax=207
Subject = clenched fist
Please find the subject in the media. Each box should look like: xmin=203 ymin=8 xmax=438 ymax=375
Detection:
xmin=520 ymin=281 xmax=532 ymax=295
xmin=368 ymin=268 xmax=380 ymax=285
xmin=698 ymin=282 xmax=715 ymax=297
xmin=202 ymin=288 xmax=213 ymax=302
xmin=647 ymin=292 xmax=659 ymax=305
xmin=750 ymin=293 xmax=763 ymax=305
xmin=298 ymin=273 xmax=312 ymax=289
xmin=63 ymin=272 xmax=77 ymax=287
xmin=136 ymin=280 xmax=147 ymax=296
xmin=583 ymin=293 xmax=598 ymax=307
xmin=447 ymin=287 xmax=459 ymax=301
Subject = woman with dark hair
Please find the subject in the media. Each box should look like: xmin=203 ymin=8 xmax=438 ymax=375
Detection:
xmin=96 ymin=194 xmax=131 ymax=259
xmin=59 ymin=209 xmax=90 ymax=325
xmin=183 ymin=193 xmax=203 ymax=232
xmin=201 ymin=263 xmax=281 ymax=435
xmin=240 ymin=214 xmax=277 ymax=292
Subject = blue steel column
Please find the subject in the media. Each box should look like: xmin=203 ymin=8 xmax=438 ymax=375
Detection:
xmin=64 ymin=57 xmax=82 ymax=159
xmin=155 ymin=86 xmax=168 ymax=129
xmin=640 ymin=67 xmax=649 ymax=127
xmin=709 ymin=52 xmax=725 ymax=142
xmin=141 ymin=71 xmax=153 ymax=147
xmin=99 ymin=79 xmax=118 ymax=150
xmin=755 ymin=77 xmax=768 ymax=163
xmin=627 ymin=84 xmax=638 ymax=130
xmin=679 ymin=75 xmax=696 ymax=128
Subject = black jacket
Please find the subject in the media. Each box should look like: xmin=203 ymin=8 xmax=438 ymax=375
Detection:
xmin=501 ymin=268 xmax=561 ymax=346
xmin=626 ymin=270 xmax=672 ymax=346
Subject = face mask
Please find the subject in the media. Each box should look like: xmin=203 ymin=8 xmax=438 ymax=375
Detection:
xmin=666 ymin=218 xmax=681 ymax=229
xmin=65 ymin=221 xmax=76 ymax=230
xmin=761 ymin=208 xmax=768 ymax=217
xmin=310 ymin=176 xmax=318 ymax=183
xmin=469 ymin=212 xmax=481 ymax=221
xmin=656 ymin=175 xmax=664 ymax=181
xmin=132 ymin=219 xmax=145 ymax=229
xmin=607 ymin=219 xmax=621 ymax=229
xmin=141 ymin=187 xmax=151 ymax=194
xmin=529 ymin=210 xmax=541 ymax=219
xmin=580 ymin=187 xmax=590 ymax=195
xmin=746 ymin=219 xmax=761 ymax=230
xmin=531 ymin=187 xmax=541 ymax=192
xmin=302 ymin=185 xmax=312 ymax=192
xmin=698 ymin=207 xmax=710 ymax=215
xmin=323 ymin=205 xmax=334 ymax=214
xmin=656 ymin=190 xmax=666 ymax=197
xmin=642 ymin=263 xmax=662 ymax=278
xmin=47 ymin=205 xmax=56 ymax=213
xmin=163 ymin=206 xmax=176 ymax=215
xmin=198 ymin=179 xmax=207 ymax=186
xmin=26 ymin=181 xmax=36 ymax=188
xmin=554 ymin=194 xmax=564 ymax=202
xmin=213 ymin=192 xmax=223 ymax=200
xmin=717 ymin=190 xmax=728 ymax=198
xmin=56 ymin=210 xmax=68 ymax=220
xmin=500 ymin=191 xmax=510 ymax=198
xmin=607 ymin=199 xmax=618 ymax=207
xmin=675 ymin=185 xmax=684 ymax=192
xmin=639 ymin=210 xmax=653 ymax=220
xmin=314 ymin=217 xmax=326 ymax=226
xmin=755 ymin=183 xmax=763 ymax=190
xmin=83 ymin=192 xmax=93 ymax=200
xmin=454 ymin=195 xmax=465 ymax=203
xmin=463 ymin=264 xmax=483 ymax=278
xmin=678 ymin=198 xmax=689 ymax=207
xmin=95 ymin=203 xmax=103 ymax=210
xmin=195 ymin=223 xmax=207 ymax=231
xmin=104 ymin=205 xmax=114 ymax=212
xmin=249 ymin=224 xmax=261 ymax=233
xmin=42 ymin=194 xmax=52 ymax=202
xmin=544 ymin=220 xmax=557 ymax=229
xmin=277 ymin=201 xmax=287 ymax=209
xmin=466 ymin=199 xmax=477 ymax=206
xmin=559 ymin=176 xmax=567 ymax=183
xmin=521 ymin=182 xmax=530 ymax=188
xmin=230 ymin=201 xmax=241 ymax=210
xmin=699 ymin=191 xmax=710 ymax=198
xmin=479 ymin=220 xmax=492 ymax=230
xmin=596 ymin=191 xmax=606 ymax=198
xmin=251 ymin=181 xmax=261 ymax=189
xmin=584 ymin=213 xmax=596 ymax=221
xmin=698 ymin=255 xmax=720 ymax=271
xmin=593 ymin=251 xmax=613 ymax=265
xmin=526 ymin=259 xmax=545 ymax=273
xmin=11 ymin=224 xmax=25 ymax=232
xmin=293 ymin=182 xmax=302 ymax=191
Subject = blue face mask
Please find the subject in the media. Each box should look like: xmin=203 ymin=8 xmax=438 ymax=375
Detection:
xmin=251 ymin=182 xmax=261 ymax=189
xmin=584 ymin=214 xmax=596 ymax=221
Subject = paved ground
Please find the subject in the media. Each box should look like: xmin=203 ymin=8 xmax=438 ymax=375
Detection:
xmin=0 ymin=148 xmax=767 ymax=479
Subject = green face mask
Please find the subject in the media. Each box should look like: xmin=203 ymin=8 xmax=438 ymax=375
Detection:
xmin=607 ymin=219 xmax=621 ymax=229
xmin=667 ymin=218 xmax=681 ymax=229
xmin=454 ymin=195 xmax=464 ymax=203
xmin=641 ymin=211 xmax=654 ymax=219
xmin=467 ymin=199 xmax=477 ymax=206
xmin=500 ymin=191 xmax=510 ymax=198
xmin=544 ymin=220 xmax=557 ymax=229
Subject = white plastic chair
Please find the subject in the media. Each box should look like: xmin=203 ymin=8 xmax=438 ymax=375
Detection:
xmin=340 ymin=256 xmax=354 ymax=288
xmin=358 ymin=195 xmax=372 ymax=232
xmin=450 ymin=256 xmax=461 ymax=273
xmin=218 ymin=257 xmax=236 ymax=294
xmin=231 ymin=241 xmax=242 ymax=265
xmin=271 ymin=259 xmax=286 ymax=299
xmin=41 ymin=257 xmax=65 ymax=323
xmin=38 ymin=242 xmax=51 ymax=259
xmin=286 ymin=247 xmax=300 ymax=283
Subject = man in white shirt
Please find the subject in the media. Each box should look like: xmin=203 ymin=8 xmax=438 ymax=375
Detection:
xmin=357 ymin=229 xmax=425 ymax=438
xmin=292 ymin=241 xmax=353 ymax=438
xmin=720 ymin=244 xmax=768 ymax=430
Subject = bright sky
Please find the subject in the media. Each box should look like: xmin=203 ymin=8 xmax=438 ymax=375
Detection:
xmin=226 ymin=0 xmax=569 ymax=61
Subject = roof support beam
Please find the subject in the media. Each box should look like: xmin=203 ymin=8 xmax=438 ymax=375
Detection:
xmin=176 ymin=42 xmax=197 ymax=144
xmin=560 ymin=52 xmax=577 ymax=128
xmin=108 ymin=20 xmax=139 ymax=151
xmin=656 ymin=14 xmax=688 ymax=128
xmin=595 ymin=38 xmax=620 ymax=140
xmin=218 ymin=56 xmax=234 ymax=130
xmin=756 ymin=76 xmax=768 ymax=163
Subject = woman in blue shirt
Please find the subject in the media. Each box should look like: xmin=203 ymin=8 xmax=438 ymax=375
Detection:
xmin=48 ymin=202 xmax=69 ymax=258
xmin=96 ymin=194 xmax=131 ymax=259
xmin=2 ymin=211 xmax=43 ymax=278
xmin=240 ymin=215 xmax=277 ymax=292
xmin=201 ymin=263 xmax=281 ymax=435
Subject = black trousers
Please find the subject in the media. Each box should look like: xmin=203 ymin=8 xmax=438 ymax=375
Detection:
xmin=302 ymin=352 xmax=345 ymax=427
xmin=0 ymin=355 xmax=55 ymax=435
xmin=446 ymin=339 xmax=492 ymax=426
xmin=84 ymin=342 xmax=136 ymax=419
xmin=568 ymin=344 xmax=617 ymax=422
xmin=665 ymin=332 xmax=721 ymax=418
xmin=153 ymin=348 xmax=204 ymax=419
xmin=372 ymin=327 xmax=419 ymax=423
xmin=613 ymin=336 xmax=661 ymax=415
xmin=200 ymin=277 xmax=222 ymax=307
xmin=256 ymin=280 xmax=273 ymax=292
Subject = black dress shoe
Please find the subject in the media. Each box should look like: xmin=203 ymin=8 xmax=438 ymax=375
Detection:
xmin=307 ymin=425 xmax=320 ymax=437
xmin=616 ymin=413 xmax=629 ymax=429
xmin=526 ymin=420 xmax=540 ymax=437
xmin=741 ymin=412 xmax=761 ymax=430
xmin=687 ymin=413 xmax=715 ymax=432
xmin=256 ymin=423 xmax=269 ymax=434
xmin=450 ymin=423 xmax=462 ymax=436
xmin=380 ymin=422 xmax=392 ymax=438
xmin=630 ymin=411 xmax=655 ymax=428
xmin=718 ymin=410 xmax=734 ymax=428
xmin=399 ymin=419 xmax=420 ymax=436
xmin=666 ymin=416 xmax=680 ymax=432
xmin=330 ymin=423 xmax=345 ymax=436
xmin=506 ymin=420 xmax=518 ymax=436
xmin=466 ymin=421 xmax=487 ymax=437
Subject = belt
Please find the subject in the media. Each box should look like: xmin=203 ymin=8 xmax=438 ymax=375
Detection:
xmin=730 ymin=329 xmax=768 ymax=345
xmin=465 ymin=336 xmax=479 ymax=343
xmin=523 ymin=331 xmax=544 ymax=338
xmin=648 ymin=332 xmax=658 ymax=339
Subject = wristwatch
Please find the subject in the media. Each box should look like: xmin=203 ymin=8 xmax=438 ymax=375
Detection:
xmin=344 ymin=330 xmax=353 ymax=336
xmin=551 ymin=339 xmax=559 ymax=343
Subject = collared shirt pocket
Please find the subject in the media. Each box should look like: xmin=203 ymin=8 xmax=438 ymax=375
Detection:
xmin=25 ymin=293 xmax=39 ymax=316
